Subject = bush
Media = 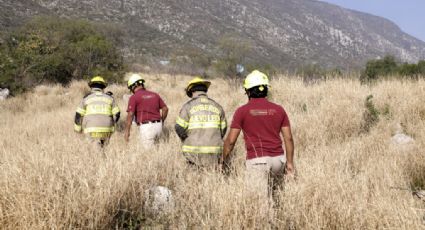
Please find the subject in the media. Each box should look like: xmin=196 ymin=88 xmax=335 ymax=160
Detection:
xmin=0 ymin=16 xmax=125 ymax=94
xmin=361 ymin=95 xmax=380 ymax=133
xmin=360 ymin=55 xmax=425 ymax=83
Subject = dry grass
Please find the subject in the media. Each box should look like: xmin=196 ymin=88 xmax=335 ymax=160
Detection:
xmin=0 ymin=74 xmax=424 ymax=229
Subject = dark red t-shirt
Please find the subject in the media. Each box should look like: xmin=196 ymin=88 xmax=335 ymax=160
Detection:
xmin=127 ymin=89 xmax=166 ymax=123
xmin=230 ymin=98 xmax=290 ymax=160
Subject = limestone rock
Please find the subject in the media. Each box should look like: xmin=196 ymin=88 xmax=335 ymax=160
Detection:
xmin=391 ymin=133 xmax=414 ymax=145
xmin=144 ymin=186 xmax=175 ymax=217
xmin=0 ymin=88 xmax=10 ymax=100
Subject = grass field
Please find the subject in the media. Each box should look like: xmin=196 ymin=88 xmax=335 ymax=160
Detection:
xmin=0 ymin=74 xmax=424 ymax=229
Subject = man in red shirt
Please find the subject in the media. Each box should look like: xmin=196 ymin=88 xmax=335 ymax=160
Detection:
xmin=124 ymin=74 xmax=168 ymax=148
xmin=223 ymin=70 xmax=294 ymax=195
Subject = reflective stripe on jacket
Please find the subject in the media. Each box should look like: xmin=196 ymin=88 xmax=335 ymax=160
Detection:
xmin=75 ymin=88 xmax=120 ymax=133
xmin=176 ymin=93 xmax=227 ymax=154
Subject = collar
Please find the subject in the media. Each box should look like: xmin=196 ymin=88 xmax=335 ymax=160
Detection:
xmin=134 ymin=87 xmax=145 ymax=93
xmin=91 ymin=88 xmax=103 ymax=92
xmin=248 ymin=97 xmax=268 ymax=103
xmin=192 ymin=91 xmax=207 ymax=98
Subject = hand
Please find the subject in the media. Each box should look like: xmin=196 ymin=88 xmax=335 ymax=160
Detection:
xmin=285 ymin=162 xmax=295 ymax=175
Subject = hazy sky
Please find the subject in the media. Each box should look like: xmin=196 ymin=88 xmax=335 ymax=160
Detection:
xmin=319 ymin=0 xmax=425 ymax=42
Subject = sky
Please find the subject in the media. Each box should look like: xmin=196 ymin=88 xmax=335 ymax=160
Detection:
xmin=319 ymin=0 xmax=425 ymax=42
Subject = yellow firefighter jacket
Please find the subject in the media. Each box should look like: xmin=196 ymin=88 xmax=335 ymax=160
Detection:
xmin=175 ymin=93 xmax=227 ymax=154
xmin=74 ymin=88 xmax=120 ymax=135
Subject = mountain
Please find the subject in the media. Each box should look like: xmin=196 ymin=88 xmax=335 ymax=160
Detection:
xmin=1 ymin=0 xmax=425 ymax=70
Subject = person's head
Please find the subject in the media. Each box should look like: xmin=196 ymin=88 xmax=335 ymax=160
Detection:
xmin=127 ymin=73 xmax=145 ymax=93
xmin=185 ymin=77 xmax=211 ymax=98
xmin=88 ymin=76 xmax=107 ymax=90
xmin=243 ymin=70 xmax=269 ymax=98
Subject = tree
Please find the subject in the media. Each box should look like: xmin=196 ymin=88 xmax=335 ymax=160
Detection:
xmin=361 ymin=55 xmax=398 ymax=83
xmin=0 ymin=16 xmax=125 ymax=93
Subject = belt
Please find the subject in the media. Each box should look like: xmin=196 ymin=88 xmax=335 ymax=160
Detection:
xmin=140 ymin=120 xmax=161 ymax=124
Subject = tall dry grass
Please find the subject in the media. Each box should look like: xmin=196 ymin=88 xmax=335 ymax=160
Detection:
xmin=0 ymin=74 xmax=424 ymax=229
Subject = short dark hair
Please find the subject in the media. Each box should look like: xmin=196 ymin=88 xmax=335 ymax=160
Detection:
xmin=190 ymin=84 xmax=208 ymax=93
xmin=90 ymin=83 xmax=106 ymax=89
xmin=247 ymin=85 xmax=268 ymax=98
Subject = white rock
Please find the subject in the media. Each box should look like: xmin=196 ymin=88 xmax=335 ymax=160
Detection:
xmin=0 ymin=88 xmax=9 ymax=100
xmin=413 ymin=190 xmax=425 ymax=200
xmin=391 ymin=133 xmax=414 ymax=145
xmin=144 ymin=186 xmax=175 ymax=217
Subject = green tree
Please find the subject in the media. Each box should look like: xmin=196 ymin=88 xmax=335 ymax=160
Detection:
xmin=0 ymin=16 xmax=125 ymax=93
xmin=361 ymin=55 xmax=398 ymax=83
xmin=398 ymin=63 xmax=419 ymax=78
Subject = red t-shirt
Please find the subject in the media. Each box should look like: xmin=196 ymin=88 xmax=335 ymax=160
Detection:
xmin=230 ymin=98 xmax=290 ymax=160
xmin=127 ymin=89 xmax=166 ymax=123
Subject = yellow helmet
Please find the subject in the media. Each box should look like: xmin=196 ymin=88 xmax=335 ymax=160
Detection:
xmin=127 ymin=73 xmax=145 ymax=89
xmin=88 ymin=76 xmax=107 ymax=88
xmin=185 ymin=77 xmax=211 ymax=96
xmin=243 ymin=70 xmax=269 ymax=90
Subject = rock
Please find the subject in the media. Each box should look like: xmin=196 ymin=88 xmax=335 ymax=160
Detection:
xmin=144 ymin=186 xmax=175 ymax=217
xmin=391 ymin=133 xmax=414 ymax=145
xmin=0 ymin=88 xmax=10 ymax=100
xmin=413 ymin=190 xmax=425 ymax=201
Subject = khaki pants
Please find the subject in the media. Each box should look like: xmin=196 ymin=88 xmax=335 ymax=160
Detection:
xmin=139 ymin=121 xmax=163 ymax=149
xmin=245 ymin=155 xmax=286 ymax=197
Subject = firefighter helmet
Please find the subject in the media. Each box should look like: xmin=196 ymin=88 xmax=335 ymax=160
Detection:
xmin=185 ymin=77 xmax=211 ymax=98
xmin=243 ymin=70 xmax=269 ymax=90
xmin=127 ymin=74 xmax=145 ymax=89
xmin=88 ymin=76 xmax=107 ymax=88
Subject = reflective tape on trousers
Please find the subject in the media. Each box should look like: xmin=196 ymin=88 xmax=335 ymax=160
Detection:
xmin=83 ymin=127 xmax=114 ymax=133
xmin=182 ymin=145 xmax=223 ymax=154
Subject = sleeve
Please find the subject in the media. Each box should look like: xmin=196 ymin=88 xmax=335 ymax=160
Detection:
xmin=230 ymin=107 xmax=243 ymax=129
xmin=74 ymin=99 xmax=85 ymax=132
xmin=281 ymin=107 xmax=291 ymax=128
xmin=175 ymin=104 xmax=189 ymax=130
xmin=127 ymin=95 xmax=136 ymax=113
xmin=76 ymin=99 xmax=86 ymax=116
xmin=158 ymin=95 xmax=166 ymax=109
xmin=111 ymin=98 xmax=120 ymax=115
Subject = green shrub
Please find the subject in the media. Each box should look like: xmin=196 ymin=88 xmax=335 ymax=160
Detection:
xmin=361 ymin=56 xmax=425 ymax=83
xmin=361 ymin=95 xmax=380 ymax=133
xmin=0 ymin=16 xmax=125 ymax=94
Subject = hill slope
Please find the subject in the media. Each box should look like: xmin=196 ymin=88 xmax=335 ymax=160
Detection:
xmin=1 ymin=0 xmax=425 ymax=69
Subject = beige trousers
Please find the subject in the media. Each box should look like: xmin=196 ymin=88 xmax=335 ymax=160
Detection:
xmin=139 ymin=121 xmax=163 ymax=149
xmin=245 ymin=155 xmax=286 ymax=196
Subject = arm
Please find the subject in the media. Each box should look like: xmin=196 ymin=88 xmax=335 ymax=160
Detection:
xmin=111 ymin=98 xmax=121 ymax=123
xmin=124 ymin=111 xmax=134 ymax=142
xmin=175 ymin=124 xmax=188 ymax=141
xmin=220 ymin=109 xmax=227 ymax=138
xmin=74 ymin=112 xmax=83 ymax=133
xmin=161 ymin=106 xmax=169 ymax=122
xmin=175 ymin=106 xmax=189 ymax=142
xmin=222 ymin=128 xmax=241 ymax=163
xmin=281 ymin=126 xmax=295 ymax=174
xmin=74 ymin=100 xmax=86 ymax=133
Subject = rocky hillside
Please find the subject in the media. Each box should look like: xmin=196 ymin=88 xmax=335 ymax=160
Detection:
xmin=1 ymin=0 xmax=425 ymax=69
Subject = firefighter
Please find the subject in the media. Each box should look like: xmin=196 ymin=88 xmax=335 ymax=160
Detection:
xmin=175 ymin=77 xmax=227 ymax=168
xmin=74 ymin=76 xmax=120 ymax=149
xmin=124 ymin=74 xmax=168 ymax=148
xmin=223 ymin=70 xmax=295 ymax=194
